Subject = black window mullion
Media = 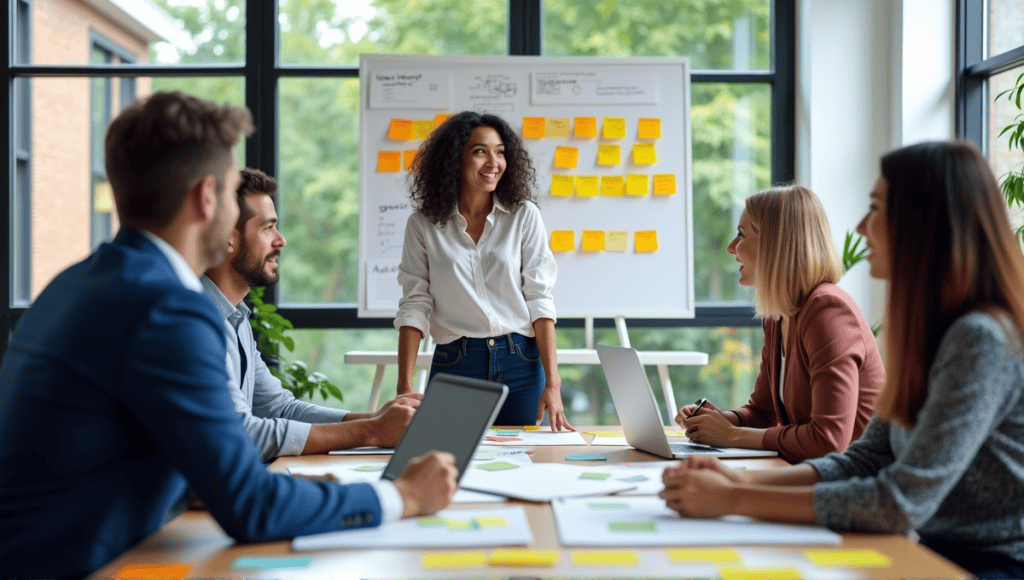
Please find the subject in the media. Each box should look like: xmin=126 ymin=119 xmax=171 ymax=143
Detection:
xmin=3 ymin=1 xmax=16 ymax=357
xmin=509 ymin=0 xmax=541 ymax=56
xmin=956 ymin=0 xmax=986 ymax=147
xmin=771 ymin=0 xmax=796 ymax=185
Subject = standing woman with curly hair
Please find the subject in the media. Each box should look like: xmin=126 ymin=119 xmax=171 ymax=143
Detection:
xmin=393 ymin=111 xmax=573 ymax=431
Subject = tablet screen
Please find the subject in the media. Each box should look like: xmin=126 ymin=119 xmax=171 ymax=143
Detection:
xmin=381 ymin=374 xmax=507 ymax=482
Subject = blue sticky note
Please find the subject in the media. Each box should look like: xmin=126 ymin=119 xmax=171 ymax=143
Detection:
xmin=231 ymin=556 xmax=314 ymax=570
xmin=565 ymin=453 xmax=606 ymax=461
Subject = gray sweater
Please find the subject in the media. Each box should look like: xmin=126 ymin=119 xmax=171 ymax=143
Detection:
xmin=807 ymin=311 xmax=1024 ymax=561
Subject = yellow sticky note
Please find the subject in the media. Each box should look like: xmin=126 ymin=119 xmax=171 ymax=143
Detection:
xmin=115 ymin=565 xmax=193 ymax=579
xmin=803 ymin=549 xmax=892 ymax=568
xmin=601 ymin=175 xmax=625 ymax=196
xmin=523 ymin=117 xmax=546 ymax=138
xmin=575 ymin=176 xmax=599 ymax=197
xmin=554 ymin=146 xmax=579 ymax=168
xmin=607 ymin=230 xmax=629 ymax=252
xmin=653 ymin=174 xmax=676 ymax=195
xmin=422 ymin=552 xmax=487 ymax=569
xmin=626 ymin=173 xmax=649 ymax=196
xmin=598 ymin=144 xmax=621 ymax=166
xmin=719 ymin=566 xmax=803 ymax=580
xmin=434 ymin=113 xmax=452 ymax=127
xmin=551 ymin=231 xmax=575 ymax=252
xmin=602 ymin=117 xmax=627 ymax=139
xmin=388 ymin=119 xmax=414 ymax=140
xmin=547 ymin=118 xmax=572 ymax=138
xmin=581 ymin=230 xmax=606 ymax=252
xmin=632 ymin=142 xmax=657 ymax=164
xmin=412 ymin=119 xmax=434 ymax=140
xmin=574 ymin=116 xmax=597 ymax=138
xmin=587 ymin=431 xmax=623 ymax=437
xmin=474 ymin=517 xmax=506 ymax=528
xmin=377 ymin=151 xmax=402 ymax=172
xmin=572 ymin=549 xmax=640 ymax=566
xmin=523 ymin=425 xmax=541 ymax=430
xmin=445 ymin=519 xmax=475 ymax=530
xmin=667 ymin=548 xmax=742 ymax=563
xmin=403 ymin=150 xmax=418 ymax=172
xmin=490 ymin=549 xmax=561 ymax=567
xmin=638 ymin=117 xmax=662 ymax=139
xmin=635 ymin=230 xmax=658 ymax=252
xmin=551 ymin=175 xmax=575 ymax=197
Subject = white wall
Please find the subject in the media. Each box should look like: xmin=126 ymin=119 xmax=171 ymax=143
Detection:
xmin=796 ymin=0 xmax=954 ymax=325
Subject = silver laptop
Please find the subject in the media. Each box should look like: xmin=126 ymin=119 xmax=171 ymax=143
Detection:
xmin=596 ymin=344 xmax=777 ymax=459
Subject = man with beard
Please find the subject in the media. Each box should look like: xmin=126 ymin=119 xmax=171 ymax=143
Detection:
xmin=202 ymin=169 xmax=421 ymax=460
xmin=0 ymin=92 xmax=457 ymax=578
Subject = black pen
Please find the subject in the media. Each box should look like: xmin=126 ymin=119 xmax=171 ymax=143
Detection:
xmin=691 ymin=397 xmax=708 ymax=417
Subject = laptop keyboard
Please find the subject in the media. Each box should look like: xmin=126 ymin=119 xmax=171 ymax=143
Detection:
xmin=670 ymin=442 xmax=723 ymax=454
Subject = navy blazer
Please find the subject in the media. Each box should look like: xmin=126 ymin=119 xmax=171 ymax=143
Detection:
xmin=0 ymin=229 xmax=382 ymax=578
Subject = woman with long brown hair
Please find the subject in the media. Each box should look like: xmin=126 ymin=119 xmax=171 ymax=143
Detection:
xmin=661 ymin=141 xmax=1024 ymax=579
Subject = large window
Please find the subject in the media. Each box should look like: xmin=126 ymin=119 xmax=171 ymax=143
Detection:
xmin=4 ymin=1 xmax=795 ymax=421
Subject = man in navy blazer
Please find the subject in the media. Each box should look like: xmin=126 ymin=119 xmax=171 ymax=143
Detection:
xmin=0 ymin=91 xmax=457 ymax=578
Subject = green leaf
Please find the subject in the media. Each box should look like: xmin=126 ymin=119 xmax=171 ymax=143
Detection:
xmin=323 ymin=382 xmax=344 ymax=401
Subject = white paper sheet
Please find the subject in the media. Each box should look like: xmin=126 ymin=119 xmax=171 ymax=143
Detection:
xmin=552 ymin=496 xmax=842 ymax=546
xmin=365 ymin=260 xmax=403 ymax=311
xmin=293 ymin=506 xmax=531 ymax=550
xmin=286 ymin=462 xmax=508 ymax=504
xmin=479 ymin=428 xmax=588 ymax=446
xmin=368 ymin=70 xmax=451 ymax=109
xmin=460 ymin=462 xmax=638 ymax=501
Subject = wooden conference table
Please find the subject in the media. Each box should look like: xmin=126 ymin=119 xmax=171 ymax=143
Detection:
xmin=90 ymin=429 xmax=970 ymax=579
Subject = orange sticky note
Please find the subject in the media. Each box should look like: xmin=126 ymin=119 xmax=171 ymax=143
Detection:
xmin=551 ymin=175 xmax=575 ymax=197
xmin=554 ymin=146 xmax=579 ymax=168
xmin=607 ymin=230 xmax=629 ymax=252
xmin=572 ymin=549 xmax=640 ymax=566
xmin=490 ymin=549 xmax=560 ymax=567
xmin=574 ymin=117 xmax=597 ymax=138
xmin=601 ymin=175 xmax=625 ymax=196
xmin=581 ymin=230 xmax=606 ymax=252
xmin=666 ymin=548 xmax=742 ymax=563
xmin=635 ymin=230 xmax=658 ymax=252
xmin=404 ymin=150 xmax=418 ymax=171
xmin=626 ymin=173 xmax=649 ymax=196
xmin=388 ymin=119 xmax=414 ymax=140
xmin=575 ymin=175 xmax=599 ymax=197
xmin=653 ymin=174 xmax=676 ymax=195
xmin=422 ymin=551 xmax=487 ymax=569
xmin=632 ymin=142 xmax=657 ymax=164
xmin=719 ymin=566 xmax=803 ymax=580
xmin=597 ymin=144 xmax=620 ymax=166
xmin=115 ymin=564 xmax=193 ymax=579
xmin=412 ymin=120 xmax=434 ymax=140
xmin=547 ymin=118 xmax=572 ymax=138
xmin=551 ymin=230 xmax=575 ymax=252
xmin=434 ymin=113 xmax=452 ymax=127
xmin=602 ymin=117 xmax=627 ymax=139
xmin=803 ymin=549 xmax=892 ymax=568
xmin=377 ymin=151 xmax=402 ymax=172
xmin=523 ymin=117 xmax=546 ymax=138
xmin=638 ymin=118 xmax=662 ymax=139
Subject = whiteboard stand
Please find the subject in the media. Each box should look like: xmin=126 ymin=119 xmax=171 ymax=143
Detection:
xmin=416 ymin=334 xmax=434 ymax=394
xmin=364 ymin=333 xmax=434 ymax=412
xmin=590 ymin=315 xmax=678 ymax=423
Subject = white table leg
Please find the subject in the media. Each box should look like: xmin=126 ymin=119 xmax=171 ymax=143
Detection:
xmin=657 ymin=364 xmax=677 ymax=426
xmin=367 ymin=364 xmax=387 ymax=412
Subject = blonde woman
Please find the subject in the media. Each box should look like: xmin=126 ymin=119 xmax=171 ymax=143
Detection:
xmin=675 ymin=185 xmax=884 ymax=462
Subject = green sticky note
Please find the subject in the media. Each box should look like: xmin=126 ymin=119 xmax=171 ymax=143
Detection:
xmin=417 ymin=517 xmax=447 ymax=527
xmin=587 ymin=502 xmax=630 ymax=509
xmin=579 ymin=472 xmax=612 ymax=480
xmin=609 ymin=521 xmax=658 ymax=533
xmin=477 ymin=460 xmax=520 ymax=471
xmin=617 ymin=475 xmax=649 ymax=483
xmin=352 ymin=464 xmax=385 ymax=472
xmin=232 ymin=556 xmax=313 ymax=570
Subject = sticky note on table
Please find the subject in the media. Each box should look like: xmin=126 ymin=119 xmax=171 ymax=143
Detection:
xmin=638 ymin=117 xmax=662 ymax=139
xmin=667 ymin=548 xmax=742 ymax=563
xmin=598 ymin=144 xmax=621 ymax=166
xmin=476 ymin=460 xmax=520 ymax=471
xmin=554 ymin=146 xmax=579 ymax=168
xmin=609 ymin=521 xmax=657 ymax=533
xmin=581 ymin=230 xmax=606 ymax=252
xmin=388 ymin=119 xmax=414 ymax=140
xmin=353 ymin=464 xmax=385 ymax=471
xmin=803 ymin=548 xmax=892 ymax=568
xmin=616 ymin=474 xmax=649 ymax=482
xmin=567 ymin=454 xmax=607 ymax=461
xmin=572 ymin=549 xmax=640 ymax=566
xmin=523 ymin=425 xmax=541 ymax=430
xmin=575 ymin=175 xmax=599 ymax=197
xmin=547 ymin=118 xmax=571 ymax=138
xmin=587 ymin=501 xmax=630 ymax=509
xmin=490 ymin=549 xmax=560 ymax=567
xmin=404 ymin=150 xmax=418 ymax=171
xmin=635 ymin=230 xmax=659 ymax=252
xmin=602 ymin=117 xmax=627 ymax=139
xmin=522 ymin=116 xmax=546 ymax=138
xmin=417 ymin=517 xmax=447 ymax=527
xmin=653 ymin=173 xmax=676 ymax=195
xmin=551 ymin=174 xmax=575 ymax=197
xmin=377 ymin=151 xmax=402 ymax=172
xmin=574 ymin=116 xmax=597 ymax=138
xmin=720 ymin=566 xmax=803 ymax=580
xmin=434 ymin=113 xmax=452 ymax=127
xmin=422 ymin=551 xmax=488 ymax=569
xmin=551 ymin=230 xmax=575 ymax=252
xmin=446 ymin=519 xmax=476 ymax=530
xmin=474 ymin=517 xmax=507 ymax=528
xmin=486 ymin=435 xmax=523 ymax=442
xmin=607 ymin=230 xmax=629 ymax=252
xmin=411 ymin=119 xmax=434 ymax=140
xmin=626 ymin=173 xmax=649 ymax=196
xmin=579 ymin=471 xmax=612 ymax=479
xmin=232 ymin=556 xmax=313 ymax=570
xmin=632 ymin=142 xmax=657 ymax=164
xmin=587 ymin=431 xmax=624 ymax=437
xmin=601 ymin=175 xmax=625 ymax=196
xmin=115 ymin=564 xmax=193 ymax=579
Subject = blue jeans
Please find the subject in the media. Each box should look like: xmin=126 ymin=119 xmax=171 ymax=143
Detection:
xmin=428 ymin=333 xmax=545 ymax=427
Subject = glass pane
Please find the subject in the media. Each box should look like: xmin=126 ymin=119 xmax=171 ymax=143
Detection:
xmin=692 ymin=83 xmax=770 ymax=303
xmin=16 ymin=77 xmax=244 ymax=302
xmin=279 ymin=0 xmax=508 ymax=65
xmin=26 ymin=0 xmax=245 ymax=65
xmin=987 ymin=65 xmax=1024 ymax=239
xmin=986 ymin=0 xmax=1024 ymax=59
xmin=543 ymin=0 xmax=771 ymax=70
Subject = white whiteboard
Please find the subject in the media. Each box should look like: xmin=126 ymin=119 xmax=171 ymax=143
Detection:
xmin=358 ymin=54 xmax=693 ymax=319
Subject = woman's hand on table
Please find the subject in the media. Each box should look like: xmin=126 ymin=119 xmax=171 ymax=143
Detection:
xmin=661 ymin=458 xmax=741 ymax=518
xmin=683 ymin=408 xmax=736 ymax=447
xmin=536 ymin=378 xmax=575 ymax=432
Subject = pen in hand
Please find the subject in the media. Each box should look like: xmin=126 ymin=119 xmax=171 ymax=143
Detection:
xmin=690 ymin=397 xmax=708 ymax=417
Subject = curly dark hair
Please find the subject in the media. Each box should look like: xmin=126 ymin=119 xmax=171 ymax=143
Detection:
xmin=409 ymin=111 xmax=537 ymax=225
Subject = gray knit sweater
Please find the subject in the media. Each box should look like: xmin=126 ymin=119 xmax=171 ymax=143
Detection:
xmin=807 ymin=311 xmax=1024 ymax=561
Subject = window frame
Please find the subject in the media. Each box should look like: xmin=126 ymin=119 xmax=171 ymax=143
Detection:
xmin=3 ymin=0 xmax=796 ymax=357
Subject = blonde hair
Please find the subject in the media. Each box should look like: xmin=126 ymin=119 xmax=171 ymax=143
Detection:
xmin=746 ymin=185 xmax=843 ymax=319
